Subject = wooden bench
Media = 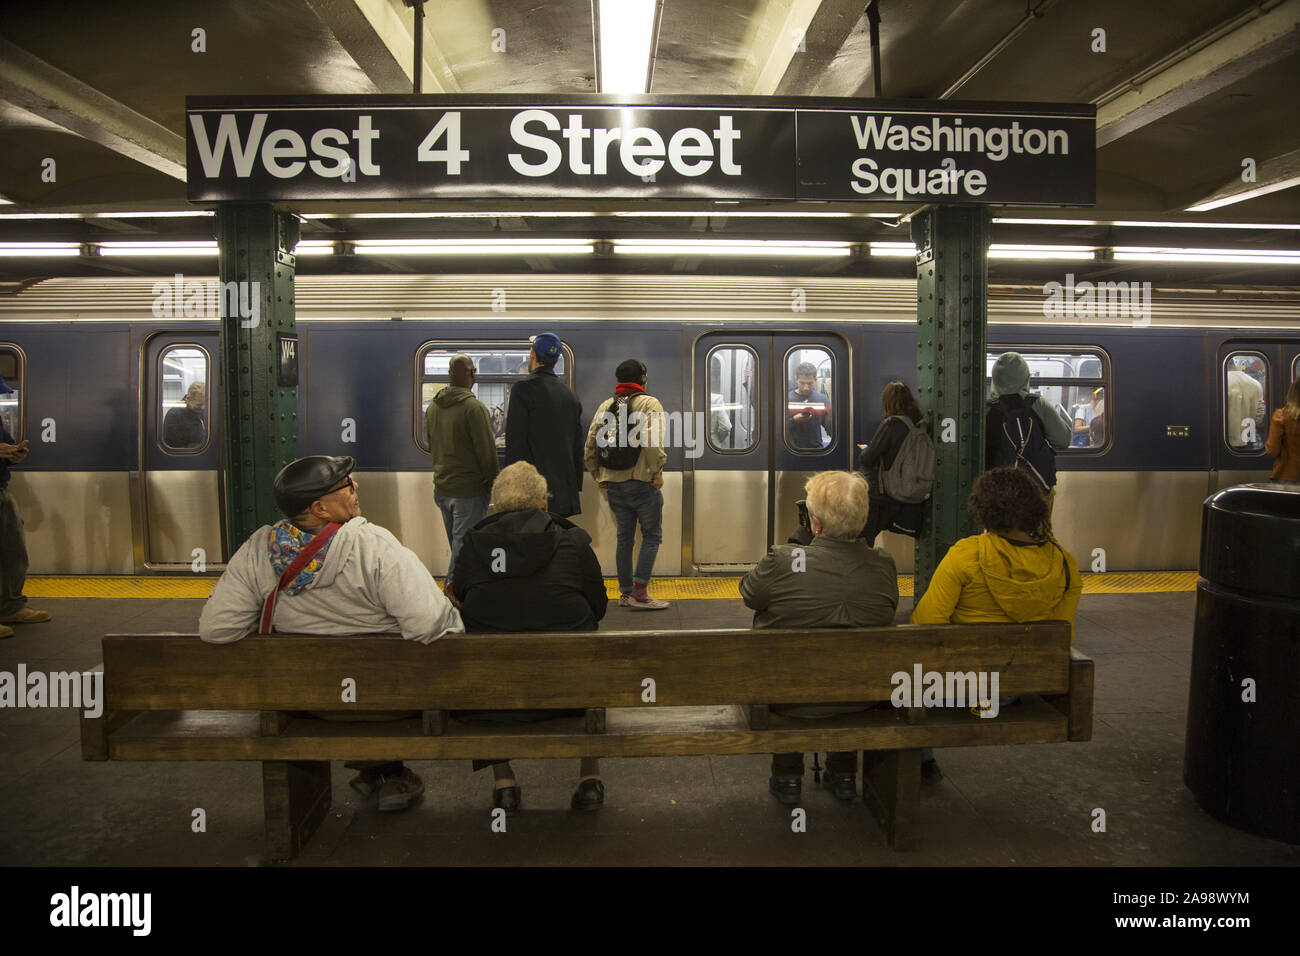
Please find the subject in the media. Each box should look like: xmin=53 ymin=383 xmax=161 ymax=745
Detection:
xmin=80 ymin=623 xmax=1092 ymax=860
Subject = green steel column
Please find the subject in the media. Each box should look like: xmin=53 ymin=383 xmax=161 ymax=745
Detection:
xmin=912 ymin=206 xmax=990 ymax=602
xmin=217 ymin=204 xmax=300 ymax=555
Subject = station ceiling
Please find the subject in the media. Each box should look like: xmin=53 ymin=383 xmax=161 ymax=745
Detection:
xmin=0 ymin=0 xmax=1297 ymax=284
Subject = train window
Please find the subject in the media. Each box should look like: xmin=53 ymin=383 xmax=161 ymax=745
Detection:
xmin=985 ymin=348 xmax=1111 ymax=452
xmin=1292 ymin=353 xmax=1299 ymax=386
xmin=705 ymin=345 xmax=758 ymax=452
xmin=0 ymin=345 xmax=20 ymax=441
xmin=415 ymin=342 xmax=571 ymax=452
xmin=1223 ymin=352 xmax=1268 ymax=453
xmin=784 ymin=346 xmax=834 ymax=453
xmin=158 ymin=346 xmax=209 ymax=453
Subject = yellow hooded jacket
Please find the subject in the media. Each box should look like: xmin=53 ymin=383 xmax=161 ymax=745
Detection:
xmin=911 ymin=533 xmax=1081 ymax=642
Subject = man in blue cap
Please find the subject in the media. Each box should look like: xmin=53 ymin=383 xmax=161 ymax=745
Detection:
xmin=0 ymin=374 xmax=51 ymax=639
xmin=503 ymin=332 xmax=586 ymax=517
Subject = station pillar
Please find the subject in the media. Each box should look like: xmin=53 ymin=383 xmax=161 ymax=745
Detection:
xmin=216 ymin=203 xmax=300 ymax=555
xmin=912 ymin=206 xmax=990 ymax=601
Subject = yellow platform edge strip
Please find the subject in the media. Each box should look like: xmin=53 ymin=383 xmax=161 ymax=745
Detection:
xmin=25 ymin=571 xmax=1199 ymax=600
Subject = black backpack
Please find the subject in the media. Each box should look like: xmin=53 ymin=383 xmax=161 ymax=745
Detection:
xmin=595 ymin=394 xmax=643 ymax=471
xmin=992 ymin=398 xmax=1056 ymax=493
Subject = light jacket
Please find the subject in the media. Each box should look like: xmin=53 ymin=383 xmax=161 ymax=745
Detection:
xmin=911 ymin=532 xmax=1081 ymax=642
xmin=425 ymin=386 xmax=499 ymax=499
xmin=199 ymin=517 xmax=464 ymax=644
xmin=1265 ymin=409 xmax=1300 ymax=481
xmin=584 ymin=392 xmax=669 ymax=484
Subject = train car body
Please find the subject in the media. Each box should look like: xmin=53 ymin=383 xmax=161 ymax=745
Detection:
xmin=2 ymin=275 xmax=1297 ymax=576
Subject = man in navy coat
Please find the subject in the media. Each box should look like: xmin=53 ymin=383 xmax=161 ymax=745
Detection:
xmin=503 ymin=332 xmax=585 ymax=516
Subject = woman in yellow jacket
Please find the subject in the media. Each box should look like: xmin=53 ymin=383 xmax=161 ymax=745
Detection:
xmin=911 ymin=467 xmax=1082 ymax=781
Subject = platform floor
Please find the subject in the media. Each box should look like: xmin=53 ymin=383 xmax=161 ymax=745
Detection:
xmin=1 ymin=586 xmax=1296 ymax=867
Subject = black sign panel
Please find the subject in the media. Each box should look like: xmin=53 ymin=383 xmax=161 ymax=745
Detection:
xmin=186 ymin=96 xmax=1094 ymax=206
xmin=277 ymin=334 xmax=298 ymax=387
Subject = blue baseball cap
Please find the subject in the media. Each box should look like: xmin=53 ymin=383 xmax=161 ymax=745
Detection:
xmin=0 ymin=375 xmax=13 ymax=395
xmin=531 ymin=332 xmax=562 ymax=364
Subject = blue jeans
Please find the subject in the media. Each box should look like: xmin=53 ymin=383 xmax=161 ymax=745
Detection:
xmin=434 ymin=492 xmax=489 ymax=583
xmin=605 ymin=480 xmax=663 ymax=593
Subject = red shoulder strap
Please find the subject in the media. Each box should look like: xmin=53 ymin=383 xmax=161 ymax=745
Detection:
xmin=258 ymin=522 xmax=342 ymax=635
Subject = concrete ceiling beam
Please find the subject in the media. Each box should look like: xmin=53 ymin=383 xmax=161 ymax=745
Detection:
xmin=772 ymin=0 xmax=867 ymax=95
xmin=744 ymin=0 xmax=825 ymax=95
xmin=304 ymin=0 xmax=461 ymax=94
xmin=1180 ymin=146 xmax=1300 ymax=212
xmin=0 ymin=37 xmax=186 ymax=181
xmin=1095 ymin=0 xmax=1300 ymax=148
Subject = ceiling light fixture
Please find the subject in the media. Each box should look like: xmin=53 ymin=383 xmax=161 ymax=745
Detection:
xmin=98 ymin=241 xmax=218 ymax=256
xmin=612 ymin=239 xmax=851 ymax=256
xmin=0 ymin=242 xmax=79 ymax=256
xmin=353 ymin=239 xmax=595 ymax=255
xmin=594 ymin=0 xmax=663 ymax=95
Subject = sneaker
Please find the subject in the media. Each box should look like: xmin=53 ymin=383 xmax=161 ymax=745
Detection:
xmin=376 ymin=768 xmax=424 ymax=812
xmin=619 ymin=591 xmax=670 ymax=610
xmin=921 ymin=758 xmax=944 ymax=785
xmin=0 ymin=608 xmax=50 ymax=624
xmin=571 ymin=778 xmax=605 ymax=811
xmin=0 ymin=624 xmax=11 ymax=640
xmin=821 ymin=771 xmax=857 ymax=802
xmin=493 ymin=784 xmax=522 ymax=816
xmin=348 ymin=769 xmax=381 ymax=799
xmin=768 ymin=776 xmax=802 ymax=806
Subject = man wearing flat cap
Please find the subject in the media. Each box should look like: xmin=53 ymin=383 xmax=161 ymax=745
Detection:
xmin=199 ymin=454 xmax=463 ymax=810
xmin=503 ymin=332 xmax=586 ymax=517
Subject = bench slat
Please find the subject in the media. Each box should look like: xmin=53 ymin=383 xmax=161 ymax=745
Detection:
xmin=101 ymin=623 xmax=1072 ymax=711
xmin=103 ymin=699 xmax=1068 ymax=761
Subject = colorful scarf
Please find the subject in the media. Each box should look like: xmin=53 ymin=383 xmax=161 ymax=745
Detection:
xmin=268 ymin=520 xmax=337 ymax=595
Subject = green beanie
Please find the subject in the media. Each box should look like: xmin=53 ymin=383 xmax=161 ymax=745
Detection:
xmin=992 ymin=352 xmax=1030 ymax=396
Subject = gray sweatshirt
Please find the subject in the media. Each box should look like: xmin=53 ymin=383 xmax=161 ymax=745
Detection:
xmin=199 ymin=517 xmax=464 ymax=644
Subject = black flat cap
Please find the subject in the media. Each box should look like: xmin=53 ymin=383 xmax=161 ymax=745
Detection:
xmin=273 ymin=455 xmax=355 ymax=518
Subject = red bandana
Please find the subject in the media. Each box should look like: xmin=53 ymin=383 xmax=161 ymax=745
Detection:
xmin=615 ymin=382 xmax=646 ymax=396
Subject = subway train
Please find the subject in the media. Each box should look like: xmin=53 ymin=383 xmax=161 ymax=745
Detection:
xmin=1 ymin=273 xmax=1297 ymax=577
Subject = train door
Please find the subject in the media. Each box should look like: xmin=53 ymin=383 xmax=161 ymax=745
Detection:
xmin=1214 ymin=341 xmax=1287 ymax=479
xmin=689 ymin=331 xmax=851 ymax=568
xmin=141 ymin=332 xmax=224 ymax=568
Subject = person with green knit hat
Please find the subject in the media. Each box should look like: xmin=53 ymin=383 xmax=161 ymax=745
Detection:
xmin=985 ymin=352 xmax=1072 ymax=518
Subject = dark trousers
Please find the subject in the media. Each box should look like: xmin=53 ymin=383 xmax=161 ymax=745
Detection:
xmin=0 ymin=488 xmax=29 ymax=617
xmin=772 ymin=751 xmax=858 ymax=779
xmin=862 ymin=495 xmax=901 ymax=546
xmin=454 ymin=709 xmax=585 ymax=771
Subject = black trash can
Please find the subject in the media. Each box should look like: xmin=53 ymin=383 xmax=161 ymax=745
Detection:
xmin=1184 ymin=483 xmax=1300 ymax=844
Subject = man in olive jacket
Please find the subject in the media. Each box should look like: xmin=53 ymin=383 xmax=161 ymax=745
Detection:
xmin=426 ymin=354 xmax=499 ymax=584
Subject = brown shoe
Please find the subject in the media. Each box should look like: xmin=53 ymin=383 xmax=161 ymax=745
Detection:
xmin=0 ymin=624 xmax=12 ymax=639
xmin=0 ymin=608 xmax=51 ymax=624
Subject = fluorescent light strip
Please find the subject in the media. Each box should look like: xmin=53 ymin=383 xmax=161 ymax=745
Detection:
xmin=611 ymin=211 xmax=857 ymax=218
xmin=293 ymin=241 xmax=335 ymax=256
xmin=99 ymin=241 xmax=217 ymax=256
xmin=869 ymin=242 xmax=916 ymax=256
xmin=301 ymin=211 xmax=598 ymax=220
xmin=0 ymin=242 xmax=79 ymax=256
xmin=993 ymin=218 xmax=1099 ymax=226
xmin=995 ymin=217 xmax=1300 ymax=230
xmin=613 ymin=239 xmax=851 ymax=256
xmin=0 ymin=213 xmax=81 ymax=220
xmin=597 ymin=0 xmax=658 ymax=95
xmin=1113 ymin=246 xmax=1300 ymax=264
xmin=1186 ymin=176 xmax=1300 ymax=212
xmin=990 ymin=243 xmax=1097 ymax=260
xmin=94 ymin=211 xmax=214 ymax=219
xmin=354 ymin=239 xmax=594 ymax=255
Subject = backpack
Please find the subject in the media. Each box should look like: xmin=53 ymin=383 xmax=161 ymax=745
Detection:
xmin=595 ymin=394 xmax=643 ymax=471
xmin=879 ymin=416 xmax=935 ymax=504
xmin=994 ymin=398 xmax=1056 ymax=493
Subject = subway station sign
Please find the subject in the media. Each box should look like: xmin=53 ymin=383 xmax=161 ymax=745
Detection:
xmin=186 ymin=95 xmax=1095 ymax=206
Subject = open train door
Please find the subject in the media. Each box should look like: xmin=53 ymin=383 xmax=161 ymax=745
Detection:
xmin=139 ymin=331 xmax=225 ymax=569
xmin=689 ymin=331 xmax=852 ymax=570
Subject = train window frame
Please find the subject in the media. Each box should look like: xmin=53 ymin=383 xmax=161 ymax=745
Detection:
xmin=781 ymin=343 xmax=838 ymax=456
xmin=703 ymin=343 xmax=760 ymax=455
xmin=413 ymin=340 xmax=577 ymax=453
xmin=1292 ymin=353 xmax=1299 ymax=386
xmin=156 ymin=343 xmax=212 ymax=456
xmin=984 ymin=346 xmax=1113 ymax=456
xmin=1221 ymin=350 xmax=1269 ymax=456
xmin=0 ymin=343 xmax=24 ymax=443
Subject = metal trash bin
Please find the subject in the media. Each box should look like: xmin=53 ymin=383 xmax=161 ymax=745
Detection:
xmin=1184 ymin=483 xmax=1300 ymax=844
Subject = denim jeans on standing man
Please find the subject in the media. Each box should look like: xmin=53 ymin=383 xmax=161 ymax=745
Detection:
xmin=605 ymin=479 xmax=663 ymax=594
xmin=434 ymin=492 xmax=490 ymax=583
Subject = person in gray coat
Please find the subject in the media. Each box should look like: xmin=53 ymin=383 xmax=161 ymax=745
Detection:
xmin=503 ymin=332 xmax=585 ymax=516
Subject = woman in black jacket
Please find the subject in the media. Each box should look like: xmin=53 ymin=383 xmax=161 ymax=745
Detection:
xmin=451 ymin=461 xmax=609 ymax=814
xmin=858 ymin=381 xmax=924 ymax=545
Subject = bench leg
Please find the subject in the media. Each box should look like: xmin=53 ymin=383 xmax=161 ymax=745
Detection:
xmin=860 ymin=749 xmax=921 ymax=851
xmin=263 ymin=760 xmax=332 ymax=862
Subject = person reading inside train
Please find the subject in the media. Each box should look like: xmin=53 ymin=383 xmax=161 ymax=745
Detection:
xmin=787 ymin=361 xmax=832 ymax=450
xmin=162 ymin=381 xmax=206 ymax=449
xmin=739 ymin=470 xmax=898 ymax=806
xmin=911 ymin=466 xmax=1082 ymax=781
xmin=450 ymin=462 xmax=609 ymax=814
xmin=199 ymin=454 xmax=464 ymax=813
xmin=1266 ymin=378 xmax=1300 ymax=485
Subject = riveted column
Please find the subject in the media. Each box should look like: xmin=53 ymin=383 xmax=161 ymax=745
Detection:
xmin=217 ymin=204 xmax=300 ymax=555
xmin=912 ymin=206 xmax=990 ymax=602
